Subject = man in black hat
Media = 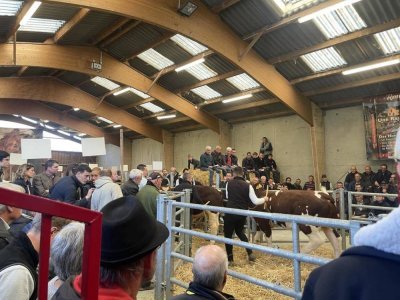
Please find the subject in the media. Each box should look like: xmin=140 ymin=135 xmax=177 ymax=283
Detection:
xmin=53 ymin=196 xmax=169 ymax=299
xmin=136 ymin=171 xmax=163 ymax=218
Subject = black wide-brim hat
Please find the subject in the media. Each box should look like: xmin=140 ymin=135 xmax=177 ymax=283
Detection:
xmin=100 ymin=196 xmax=169 ymax=266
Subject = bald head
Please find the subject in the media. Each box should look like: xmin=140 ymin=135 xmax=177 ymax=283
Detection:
xmin=192 ymin=245 xmax=228 ymax=291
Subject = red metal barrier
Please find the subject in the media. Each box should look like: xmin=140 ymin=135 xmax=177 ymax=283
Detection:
xmin=0 ymin=188 xmax=102 ymax=300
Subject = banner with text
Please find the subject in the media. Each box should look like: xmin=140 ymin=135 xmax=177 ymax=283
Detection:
xmin=363 ymin=94 xmax=400 ymax=160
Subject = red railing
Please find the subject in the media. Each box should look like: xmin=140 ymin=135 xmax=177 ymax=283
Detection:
xmin=0 ymin=188 xmax=102 ymax=299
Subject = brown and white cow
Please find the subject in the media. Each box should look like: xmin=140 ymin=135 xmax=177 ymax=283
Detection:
xmin=251 ymin=185 xmax=341 ymax=258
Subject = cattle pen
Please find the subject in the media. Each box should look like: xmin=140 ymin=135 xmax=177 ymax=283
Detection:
xmin=154 ymin=192 xmax=362 ymax=300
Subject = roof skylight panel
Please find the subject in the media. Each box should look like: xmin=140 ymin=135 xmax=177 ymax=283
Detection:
xmin=191 ymin=85 xmax=222 ymax=100
xmin=91 ymin=76 xmax=120 ymax=90
xmin=301 ymin=47 xmax=347 ymax=72
xmin=18 ymin=18 xmax=66 ymax=34
xmin=226 ymin=73 xmax=260 ymax=91
xmin=374 ymin=27 xmax=400 ymax=55
xmin=170 ymin=34 xmax=208 ymax=55
xmin=313 ymin=5 xmax=366 ymax=39
xmin=140 ymin=103 xmax=165 ymax=113
xmin=184 ymin=63 xmax=217 ymax=80
xmin=0 ymin=0 xmax=23 ymax=16
xmin=137 ymin=49 xmax=174 ymax=70
xmin=129 ymin=87 xmax=150 ymax=99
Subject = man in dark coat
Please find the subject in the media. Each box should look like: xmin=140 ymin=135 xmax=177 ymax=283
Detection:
xmin=121 ymin=168 xmax=142 ymax=196
xmin=171 ymin=245 xmax=235 ymax=300
xmin=0 ymin=150 xmax=10 ymax=182
xmin=50 ymin=164 xmax=93 ymax=208
xmin=374 ymin=163 xmax=392 ymax=186
xmin=344 ymin=165 xmax=358 ymax=190
xmin=188 ymin=154 xmax=200 ymax=170
xmin=302 ymin=207 xmax=400 ymax=300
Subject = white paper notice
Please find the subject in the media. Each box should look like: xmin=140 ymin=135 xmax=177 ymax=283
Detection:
xmin=152 ymin=161 xmax=163 ymax=171
xmin=81 ymin=137 xmax=106 ymax=157
xmin=9 ymin=153 xmax=27 ymax=165
xmin=21 ymin=139 xmax=51 ymax=159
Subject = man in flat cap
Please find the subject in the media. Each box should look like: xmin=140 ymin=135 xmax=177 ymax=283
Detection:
xmin=53 ymin=196 xmax=169 ymax=299
xmin=136 ymin=171 xmax=163 ymax=218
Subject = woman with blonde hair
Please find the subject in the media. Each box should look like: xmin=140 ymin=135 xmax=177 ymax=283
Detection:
xmin=13 ymin=163 xmax=35 ymax=194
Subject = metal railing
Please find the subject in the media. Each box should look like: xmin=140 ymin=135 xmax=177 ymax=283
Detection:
xmin=0 ymin=188 xmax=102 ymax=300
xmin=155 ymin=193 xmax=361 ymax=300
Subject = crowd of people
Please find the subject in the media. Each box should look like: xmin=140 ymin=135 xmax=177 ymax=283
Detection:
xmin=0 ymin=133 xmax=400 ymax=299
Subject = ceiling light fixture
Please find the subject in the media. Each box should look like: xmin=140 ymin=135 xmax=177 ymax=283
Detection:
xmin=175 ymin=58 xmax=205 ymax=72
xmin=57 ymin=130 xmax=70 ymax=136
xmin=73 ymin=107 xmax=80 ymax=111
xmin=343 ymin=59 xmax=400 ymax=75
xmin=298 ymin=0 xmax=362 ymax=23
xmin=97 ymin=116 xmax=113 ymax=124
xmin=177 ymin=1 xmax=198 ymax=17
xmin=113 ymin=124 xmax=122 ymax=128
xmin=157 ymin=114 xmax=176 ymax=120
xmin=21 ymin=116 xmax=37 ymax=124
xmin=113 ymin=87 xmax=131 ymax=96
xmin=222 ymin=94 xmax=253 ymax=104
xmin=20 ymin=1 xmax=41 ymax=25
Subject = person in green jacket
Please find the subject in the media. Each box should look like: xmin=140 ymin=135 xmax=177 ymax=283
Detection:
xmin=136 ymin=172 xmax=163 ymax=218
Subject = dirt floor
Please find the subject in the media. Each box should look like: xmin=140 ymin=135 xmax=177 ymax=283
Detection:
xmin=172 ymin=229 xmax=337 ymax=300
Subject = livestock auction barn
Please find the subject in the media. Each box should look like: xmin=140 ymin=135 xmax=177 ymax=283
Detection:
xmin=0 ymin=0 xmax=399 ymax=299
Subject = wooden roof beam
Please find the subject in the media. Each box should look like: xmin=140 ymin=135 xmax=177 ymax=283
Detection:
xmin=269 ymin=18 xmax=400 ymax=65
xmin=90 ymin=17 xmax=131 ymax=45
xmin=291 ymin=53 xmax=400 ymax=85
xmin=212 ymin=98 xmax=280 ymax=115
xmin=99 ymin=20 xmax=141 ymax=48
xmin=6 ymin=0 xmax=34 ymax=41
xmin=304 ymin=72 xmax=400 ymax=96
xmin=0 ymin=77 xmax=164 ymax=142
xmin=230 ymin=111 xmax=293 ymax=124
xmin=43 ymin=0 xmax=313 ymax=125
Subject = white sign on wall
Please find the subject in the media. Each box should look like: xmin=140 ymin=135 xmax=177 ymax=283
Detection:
xmin=21 ymin=139 xmax=51 ymax=159
xmin=81 ymin=137 xmax=106 ymax=157
xmin=152 ymin=161 xmax=163 ymax=171
xmin=9 ymin=153 xmax=27 ymax=165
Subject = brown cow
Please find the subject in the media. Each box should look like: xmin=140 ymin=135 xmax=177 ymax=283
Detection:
xmin=251 ymin=184 xmax=341 ymax=258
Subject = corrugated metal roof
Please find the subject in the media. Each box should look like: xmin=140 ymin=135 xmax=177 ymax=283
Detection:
xmin=129 ymin=58 xmax=158 ymax=77
xmin=104 ymin=95 xmax=135 ymax=107
xmin=59 ymin=11 xmax=119 ymax=45
xmin=155 ymin=40 xmax=192 ymax=64
xmin=158 ymin=71 xmax=199 ymax=92
xmin=58 ymin=71 xmax=90 ymax=86
xmin=16 ymin=31 xmax=52 ymax=42
xmin=218 ymin=102 xmax=289 ymax=120
xmin=205 ymin=54 xmax=237 ymax=73
xmin=0 ymin=16 xmax=13 ymax=40
xmin=208 ymin=80 xmax=241 ymax=95
xmin=355 ymin=0 xmax=400 ymax=27
xmin=33 ymin=3 xmax=79 ymax=20
xmin=275 ymin=59 xmax=313 ymax=80
xmin=79 ymin=81 xmax=109 ymax=97
xmin=201 ymin=0 xmax=223 ymax=8
xmin=0 ymin=66 xmax=19 ymax=77
xmin=254 ymin=21 xmax=326 ymax=59
xmin=107 ymin=23 xmax=167 ymax=60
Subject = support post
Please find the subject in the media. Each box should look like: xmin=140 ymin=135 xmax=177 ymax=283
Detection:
xmin=163 ymin=130 xmax=174 ymax=170
xmin=310 ymin=103 xmax=325 ymax=188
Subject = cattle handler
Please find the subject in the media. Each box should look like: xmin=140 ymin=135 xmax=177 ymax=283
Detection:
xmin=224 ymin=166 xmax=268 ymax=266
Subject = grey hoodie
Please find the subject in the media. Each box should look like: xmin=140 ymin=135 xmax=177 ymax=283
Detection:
xmin=90 ymin=176 xmax=123 ymax=211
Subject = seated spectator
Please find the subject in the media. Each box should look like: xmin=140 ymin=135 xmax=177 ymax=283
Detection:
xmin=33 ymin=159 xmax=60 ymax=198
xmin=0 ymin=182 xmax=24 ymax=249
xmin=285 ymin=177 xmax=295 ymax=190
xmin=0 ymin=214 xmax=68 ymax=300
xmin=347 ymin=173 xmax=364 ymax=192
xmin=48 ymin=222 xmax=85 ymax=299
xmin=242 ymin=152 xmax=255 ymax=180
xmin=91 ymin=169 xmax=123 ymax=212
xmin=225 ymin=147 xmax=238 ymax=170
xmin=374 ymin=163 xmax=392 ymax=186
xmin=370 ymin=189 xmax=398 ymax=216
xmin=344 ymin=165 xmax=358 ymax=190
xmin=352 ymin=183 xmax=370 ymax=217
xmin=267 ymin=178 xmax=277 ymax=190
xmin=212 ymin=146 xmax=227 ymax=176
xmin=13 ymin=164 xmax=35 ymax=194
xmin=333 ymin=181 xmax=345 ymax=213
xmin=260 ymin=176 xmax=267 ymax=190
xmin=303 ymin=175 xmax=316 ymax=191
xmin=254 ymin=153 xmax=267 ymax=178
xmin=121 ymin=169 xmax=142 ymax=197
xmin=320 ymin=174 xmax=331 ymax=190
xmin=200 ymin=146 xmax=218 ymax=186
xmin=361 ymin=165 xmax=375 ymax=192
xmin=265 ymin=154 xmax=279 ymax=182
xmin=171 ymin=245 xmax=235 ymax=300
xmin=302 ymin=207 xmax=400 ymax=300
xmin=293 ymin=178 xmax=302 ymax=190
xmin=53 ymin=196 xmax=169 ymax=299
xmin=188 ymin=154 xmax=200 ymax=170
xmin=50 ymin=164 xmax=94 ymax=208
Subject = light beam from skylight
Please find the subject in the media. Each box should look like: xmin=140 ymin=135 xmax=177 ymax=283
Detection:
xmin=301 ymin=47 xmax=347 ymax=72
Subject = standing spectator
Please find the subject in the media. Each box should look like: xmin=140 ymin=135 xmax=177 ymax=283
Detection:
xmin=136 ymin=172 xmax=163 ymax=218
xmin=344 ymin=165 xmax=358 ymax=190
xmin=91 ymin=169 xmax=123 ymax=212
xmin=259 ymin=137 xmax=273 ymax=156
xmin=0 ymin=150 xmax=10 ymax=182
xmin=224 ymin=167 xmax=267 ymax=265
xmin=171 ymin=245 xmax=235 ymax=300
xmin=0 ymin=182 xmax=24 ymax=250
xmin=53 ymin=197 xmax=169 ymax=300
xmin=188 ymin=154 xmax=200 ymax=170
xmin=374 ymin=163 xmax=392 ymax=186
xmin=121 ymin=169 xmax=142 ymax=197
xmin=361 ymin=165 xmax=375 ymax=192
xmin=320 ymin=174 xmax=331 ymax=190
xmin=90 ymin=167 xmax=101 ymax=183
xmin=50 ymin=164 xmax=93 ymax=208
xmin=303 ymin=175 xmax=316 ymax=191
xmin=200 ymin=146 xmax=216 ymax=186
xmin=242 ymin=152 xmax=255 ymax=180
xmin=13 ymin=164 xmax=35 ymax=194
xmin=33 ymin=159 xmax=59 ymax=198
xmin=48 ymin=222 xmax=84 ymax=299
xmin=0 ymin=214 xmax=68 ymax=300
xmin=302 ymin=207 xmax=400 ymax=300
xmin=293 ymin=178 xmax=302 ymax=190
xmin=170 ymin=167 xmax=180 ymax=187
xmin=137 ymin=164 xmax=148 ymax=191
